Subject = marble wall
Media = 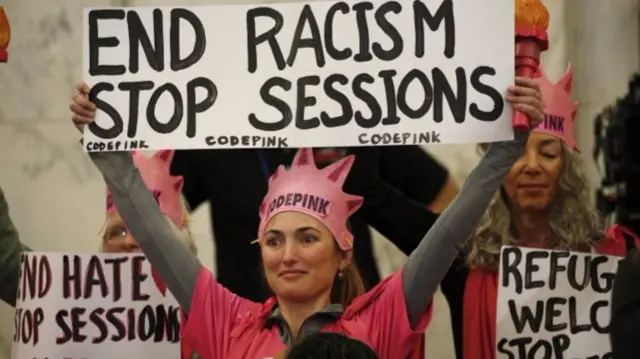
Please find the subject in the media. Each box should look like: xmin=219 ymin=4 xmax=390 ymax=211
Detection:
xmin=0 ymin=0 xmax=638 ymax=358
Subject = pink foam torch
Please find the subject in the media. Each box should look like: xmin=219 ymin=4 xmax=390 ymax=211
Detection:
xmin=0 ymin=7 xmax=10 ymax=63
xmin=514 ymin=0 xmax=550 ymax=131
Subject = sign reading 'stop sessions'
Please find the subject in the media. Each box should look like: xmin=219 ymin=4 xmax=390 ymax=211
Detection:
xmin=82 ymin=0 xmax=515 ymax=152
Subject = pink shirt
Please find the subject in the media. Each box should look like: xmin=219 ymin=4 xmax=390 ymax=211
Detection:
xmin=181 ymin=268 xmax=433 ymax=359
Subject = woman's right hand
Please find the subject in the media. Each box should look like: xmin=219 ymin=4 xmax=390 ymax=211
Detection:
xmin=69 ymin=82 xmax=96 ymax=133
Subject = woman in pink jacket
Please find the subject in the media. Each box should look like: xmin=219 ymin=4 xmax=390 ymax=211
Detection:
xmin=70 ymin=77 xmax=543 ymax=359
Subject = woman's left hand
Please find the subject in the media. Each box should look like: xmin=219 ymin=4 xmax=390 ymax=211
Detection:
xmin=506 ymin=76 xmax=545 ymax=129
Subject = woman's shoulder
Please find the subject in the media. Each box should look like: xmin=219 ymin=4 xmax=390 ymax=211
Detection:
xmin=342 ymin=271 xmax=405 ymax=319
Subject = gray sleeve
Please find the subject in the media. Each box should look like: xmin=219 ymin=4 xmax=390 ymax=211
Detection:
xmin=402 ymin=132 xmax=528 ymax=328
xmin=89 ymin=151 xmax=202 ymax=313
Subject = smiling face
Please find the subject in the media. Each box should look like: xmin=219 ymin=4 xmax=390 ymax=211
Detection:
xmin=261 ymin=211 xmax=351 ymax=303
xmin=504 ymin=132 xmax=565 ymax=213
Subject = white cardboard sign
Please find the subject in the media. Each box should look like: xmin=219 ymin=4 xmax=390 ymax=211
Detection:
xmin=82 ymin=0 xmax=515 ymax=152
xmin=11 ymin=252 xmax=180 ymax=359
xmin=496 ymin=246 xmax=620 ymax=359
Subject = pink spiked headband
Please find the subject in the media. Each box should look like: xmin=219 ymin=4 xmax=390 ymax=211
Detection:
xmin=534 ymin=64 xmax=578 ymax=150
xmin=106 ymin=150 xmax=185 ymax=228
xmin=257 ymin=148 xmax=364 ymax=251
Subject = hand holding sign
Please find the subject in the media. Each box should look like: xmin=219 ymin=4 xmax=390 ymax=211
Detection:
xmin=505 ymin=77 xmax=544 ymax=131
xmin=71 ymin=82 xmax=95 ymax=134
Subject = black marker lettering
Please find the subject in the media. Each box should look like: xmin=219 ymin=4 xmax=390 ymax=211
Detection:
xmin=413 ymin=0 xmax=455 ymax=59
xmin=118 ymin=81 xmax=155 ymax=138
xmin=249 ymin=77 xmax=292 ymax=131
xmin=62 ymin=255 xmax=83 ymax=300
xmin=186 ymin=77 xmax=217 ymax=138
xmin=470 ymin=66 xmax=503 ymax=122
xmin=396 ymin=68 xmax=432 ymax=119
xmin=103 ymin=256 xmax=128 ymax=301
xmin=548 ymin=250 xmax=570 ymax=290
xmin=295 ymin=76 xmax=321 ymax=130
xmin=352 ymin=73 xmax=381 ymax=128
xmin=246 ymin=7 xmax=285 ymax=73
xmin=88 ymin=9 xmax=126 ymax=76
xmin=524 ymin=250 xmax=549 ymax=291
xmin=501 ymin=247 xmax=523 ymax=294
xmin=84 ymin=256 xmax=109 ymax=299
xmin=146 ymin=83 xmax=183 ymax=134
xmin=378 ymin=70 xmax=399 ymax=125
xmin=320 ymin=74 xmax=353 ymax=127
xmin=352 ymin=2 xmax=374 ymax=62
xmin=372 ymin=1 xmax=403 ymax=61
xmin=88 ymin=83 xmax=123 ymax=140
xmin=324 ymin=2 xmax=351 ymax=61
xmin=132 ymin=255 xmax=150 ymax=301
xmin=127 ymin=9 xmax=164 ymax=73
xmin=432 ymin=67 xmax=466 ymax=123
xmin=170 ymin=9 xmax=206 ymax=71
xmin=287 ymin=5 xmax=325 ymax=68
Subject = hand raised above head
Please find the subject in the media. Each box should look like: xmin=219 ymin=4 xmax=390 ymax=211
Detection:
xmin=506 ymin=76 xmax=545 ymax=130
xmin=69 ymin=82 xmax=96 ymax=133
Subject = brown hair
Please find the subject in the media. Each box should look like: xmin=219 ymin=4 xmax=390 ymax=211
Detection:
xmin=331 ymin=260 xmax=366 ymax=307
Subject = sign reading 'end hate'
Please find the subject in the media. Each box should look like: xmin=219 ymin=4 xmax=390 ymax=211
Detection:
xmin=82 ymin=0 xmax=514 ymax=152
xmin=11 ymin=253 xmax=180 ymax=359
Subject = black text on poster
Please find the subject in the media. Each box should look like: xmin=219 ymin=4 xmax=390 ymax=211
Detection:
xmin=246 ymin=0 xmax=503 ymax=133
xmin=13 ymin=254 xmax=180 ymax=347
xmin=496 ymin=247 xmax=617 ymax=359
xmin=86 ymin=9 xmax=217 ymax=148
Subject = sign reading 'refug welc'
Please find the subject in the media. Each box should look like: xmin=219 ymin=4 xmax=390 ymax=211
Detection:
xmin=11 ymin=252 xmax=180 ymax=359
xmin=82 ymin=0 xmax=515 ymax=152
xmin=496 ymin=246 xmax=622 ymax=359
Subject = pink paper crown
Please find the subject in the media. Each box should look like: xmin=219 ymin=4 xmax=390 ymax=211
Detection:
xmin=258 ymin=148 xmax=364 ymax=251
xmin=106 ymin=150 xmax=185 ymax=228
xmin=534 ymin=64 xmax=578 ymax=150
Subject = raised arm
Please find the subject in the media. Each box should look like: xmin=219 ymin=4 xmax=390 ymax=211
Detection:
xmin=89 ymin=151 xmax=202 ymax=312
xmin=402 ymin=133 xmax=527 ymax=327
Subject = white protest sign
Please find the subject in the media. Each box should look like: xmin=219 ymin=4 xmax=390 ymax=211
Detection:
xmin=11 ymin=252 xmax=180 ymax=359
xmin=82 ymin=0 xmax=515 ymax=152
xmin=496 ymin=246 xmax=621 ymax=359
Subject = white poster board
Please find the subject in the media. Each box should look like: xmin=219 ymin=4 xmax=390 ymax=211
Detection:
xmin=82 ymin=0 xmax=515 ymax=152
xmin=11 ymin=252 xmax=180 ymax=359
xmin=496 ymin=246 xmax=620 ymax=359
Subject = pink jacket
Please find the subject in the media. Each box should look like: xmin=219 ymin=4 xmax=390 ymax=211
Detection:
xmin=180 ymin=268 xmax=433 ymax=359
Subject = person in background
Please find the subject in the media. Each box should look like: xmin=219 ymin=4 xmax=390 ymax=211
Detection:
xmin=99 ymin=150 xmax=198 ymax=256
xmin=460 ymin=64 xmax=637 ymax=359
xmin=72 ymin=76 xmax=544 ymax=358
xmin=0 ymin=186 xmax=29 ymax=306
xmin=279 ymin=333 xmax=380 ymax=359
xmin=0 ymin=152 xmax=199 ymax=358
xmin=610 ymin=226 xmax=640 ymax=359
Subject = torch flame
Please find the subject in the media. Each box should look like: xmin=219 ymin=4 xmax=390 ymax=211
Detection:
xmin=515 ymin=0 xmax=549 ymax=30
xmin=0 ymin=7 xmax=10 ymax=50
